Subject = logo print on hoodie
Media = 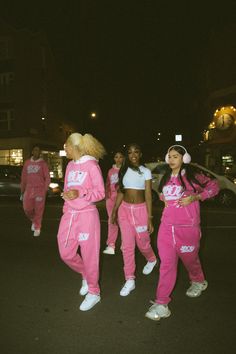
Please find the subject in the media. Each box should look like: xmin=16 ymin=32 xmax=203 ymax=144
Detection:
xmin=67 ymin=170 xmax=87 ymax=187
xmin=27 ymin=165 xmax=41 ymax=174
xmin=110 ymin=173 xmax=119 ymax=185
xmin=163 ymin=185 xmax=183 ymax=201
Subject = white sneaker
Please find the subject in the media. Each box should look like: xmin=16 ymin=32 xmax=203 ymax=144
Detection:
xmin=79 ymin=279 xmax=88 ymax=296
xmin=103 ymin=246 xmax=115 ymax=255
xmin=120 ymin=279 xmax=135 ymax=296
xmin=31 ymin=223 xmax=35 ymax=231
xmin=79 ymin=293 xmax=101 ymax=311
xmin=33 ymin=229 xmax=40 ymax=237
xmin=186 ymin=280 xmax=208 ymax=297
xmin=145 ymin=303 xmax=171 ymax=321
xmin=142 ymin=260 xmax=157 ymax=275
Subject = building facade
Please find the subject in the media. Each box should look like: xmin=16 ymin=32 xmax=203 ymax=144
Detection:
xmin=0 ymin=20 xmax=77 ymax=178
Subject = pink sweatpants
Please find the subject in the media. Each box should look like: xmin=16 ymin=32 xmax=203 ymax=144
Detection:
xmin=156 ymin=222 xmax=205 ymax=304
xmin=105 ymin=198 xmax=119 ymax=248
xmin=118 ymin=201 xmax=156 ymax=280
xmin=23 ymin=187 xmax=46 ymax=230
xmin=57 ymin=206 xmax=101 ymax=295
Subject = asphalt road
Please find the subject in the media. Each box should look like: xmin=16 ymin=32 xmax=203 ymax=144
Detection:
xmin=0 ymin=198 xmax=235 ymax=354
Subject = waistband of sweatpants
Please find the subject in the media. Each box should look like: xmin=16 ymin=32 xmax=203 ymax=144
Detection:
xmin=121 ymin=201 xmax=146 ymax=209
xmin=66 ymin=204 xmax=97 ymax=214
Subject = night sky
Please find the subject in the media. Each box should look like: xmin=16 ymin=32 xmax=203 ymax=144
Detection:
xmin=2 ymin=1 xmax=236 ymax=153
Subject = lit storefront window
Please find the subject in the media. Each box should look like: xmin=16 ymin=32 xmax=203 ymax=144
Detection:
xmin=0 ymin=149 xmax=23 ymax=165
xmin=41 ymin=150 xmax=63 ymax=179
xmin=222 ymin=155 xmax=234 ymax=174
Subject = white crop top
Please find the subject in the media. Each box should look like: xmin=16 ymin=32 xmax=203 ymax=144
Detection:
xmin=123 ymin=166 xmax=152 ymax=190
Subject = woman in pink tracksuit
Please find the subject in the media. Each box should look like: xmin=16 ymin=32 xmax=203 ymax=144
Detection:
xmin=57 ymin=133 xmax=106 ymax=312
xmin=21 ymin=145 xmax=50 ymax=237
xmin=103 ymin=150 xmax=124 ymax=255
xmin=145 ymin=145 xmax=219 ymax=321
xmin=111 ymin=143 xmax=157 ymax=297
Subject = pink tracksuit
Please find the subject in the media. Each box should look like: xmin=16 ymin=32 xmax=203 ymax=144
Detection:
xmin=105 ymin=165 xmax=120 ymax=248
xmin=21 ymin=157 xmax=50 ymax=230
xmin=118 ymin=201 xmax=157 ymax=280
xmin=156 ymin=171 xmax=219 ymax=304
xmin=57 ymin=155 xmax=105 ymax=295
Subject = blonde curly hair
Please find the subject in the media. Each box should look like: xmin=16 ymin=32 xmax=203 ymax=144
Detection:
xmin=66 ymin=133 xmax=106 ymax=160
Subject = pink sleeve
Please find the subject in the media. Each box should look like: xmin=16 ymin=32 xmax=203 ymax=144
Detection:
xmin=20 ymin=161 xmax=28 ymax=193
xmin=105 ymin=170 xmax=111 ymax=196
xmin=43 ymin=162 xmax=51 ymax=191
xmin=195 ymin=174 xmax=220 ymax=201
xmin=78 ymin=164 xmax=105 ymax=202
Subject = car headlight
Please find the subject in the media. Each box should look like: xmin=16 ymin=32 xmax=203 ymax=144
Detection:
xmin=49 ymin=183 xmax=59 ymax=189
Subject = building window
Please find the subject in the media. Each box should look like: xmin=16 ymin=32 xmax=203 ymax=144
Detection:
xmin=0 ymin=72 xmax=14 ymax=96
xmin=0 ymin=109 xmax=14 ymax=130
xmin=0 ymin=38 xmax=9 ymax=60
xmin=0 ymin=149 xmax=23 ymax=165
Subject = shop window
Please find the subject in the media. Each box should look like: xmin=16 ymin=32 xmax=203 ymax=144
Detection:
xmin=41 ymin=150 xmax=63 ymax=179
xmin=222 ymin=155 xmax=234 ymax=174
xmin=0 ymin=149 xmax=23 ymax=165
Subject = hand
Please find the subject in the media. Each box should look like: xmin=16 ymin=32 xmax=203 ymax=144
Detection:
xmin=148 ymin=219 xmax=154 ymax=234
xmin=111 ymin=209 xmax=118 ymax=224
xmin=61 ymin=189 xmax=79 ymax=200
xmin=162 ymin=196 xmax=168 ymax=208
xmin=178 ymin=195 xmax=194 ymax=207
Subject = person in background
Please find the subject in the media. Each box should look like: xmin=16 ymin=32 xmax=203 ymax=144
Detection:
xmin=20 ymin=144 xmax=50 ymax=237
xmin=111 ymin=143 xmax=157 ymax=297
xmin=145 ymin=145 xmax=219 ymax=321
xmin=103 ymin=149 xmax=124 ymax=255
xmin=57 ymin=133 xmax=106 ymax=311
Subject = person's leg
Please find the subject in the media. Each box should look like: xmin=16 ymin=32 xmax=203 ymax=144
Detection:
xmin=79 ymin=208 xmax=101 ymax=295
xmin=118 ymin=203 xmax=136 ymax=280
xmin=33 ymin=192 xmax=46 ymax=230
xmin=177 ymin=226 xmax=205 ymax=283
xmin=104 ymin=198 xmax=119 ymax=249
xmin=133 ymin=204 xmax=156 ymax=262
xmin=155 ymin=224 xmax=178 ymax=305
xmin=57 ymin=212 xmax=85 ymax=277
xmin=177 ymin=226 xmax=207 ymax=297
xmin=23 ymin=189 xmax=35 ymax=223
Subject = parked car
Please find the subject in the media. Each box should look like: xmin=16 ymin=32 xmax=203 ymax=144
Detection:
xmin=0 ymin=165 xmax=63 ymax=198
xmin=145 ymin=162 xmax=236 ymax=207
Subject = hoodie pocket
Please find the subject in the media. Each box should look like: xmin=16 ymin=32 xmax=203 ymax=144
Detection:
xmin=162 ymin=205 xmax=195 ymax=226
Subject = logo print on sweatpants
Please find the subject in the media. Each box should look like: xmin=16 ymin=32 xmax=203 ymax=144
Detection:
xmin=36 ymin=196 xmax=43 ymax=202
xmin=135 ymin=225 xmax=147 ymax=233
xmin=180 ymin=245 xmax=195 ymax=253
xmin=78 ymin=233 xmax=89 ymax=241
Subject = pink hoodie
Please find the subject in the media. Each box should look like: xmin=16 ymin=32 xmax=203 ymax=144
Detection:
xmin=105 ymin=165 xmax=120 ymax=201
xmin=160 ymin=171 xmax=219 ymax=226
xmin=63 ymin=155 xmax=105 ymax=212
xmin=21 ymin=158 xmax=50 ymax=193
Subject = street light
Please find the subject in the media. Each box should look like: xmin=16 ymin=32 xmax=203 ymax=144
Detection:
xmin=91 ymin=112 xmax=96 ymax=119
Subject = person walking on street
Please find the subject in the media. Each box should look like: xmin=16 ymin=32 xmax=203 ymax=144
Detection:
xmin=20 ymin=144 xmax=50 ymax=237
xmin=57 ymin=133 xmax=106 ymax=311
xmin=145 ymin=145 xmax=219 ymax=321
xmin=111 ymin=143 xmax=157 ymax=297
xmin=103 ymin=149 xmax=124 ymax=255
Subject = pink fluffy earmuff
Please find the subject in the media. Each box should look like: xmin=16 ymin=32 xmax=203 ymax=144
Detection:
xmin=165 ymin=145 xmax=191 ymax=164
